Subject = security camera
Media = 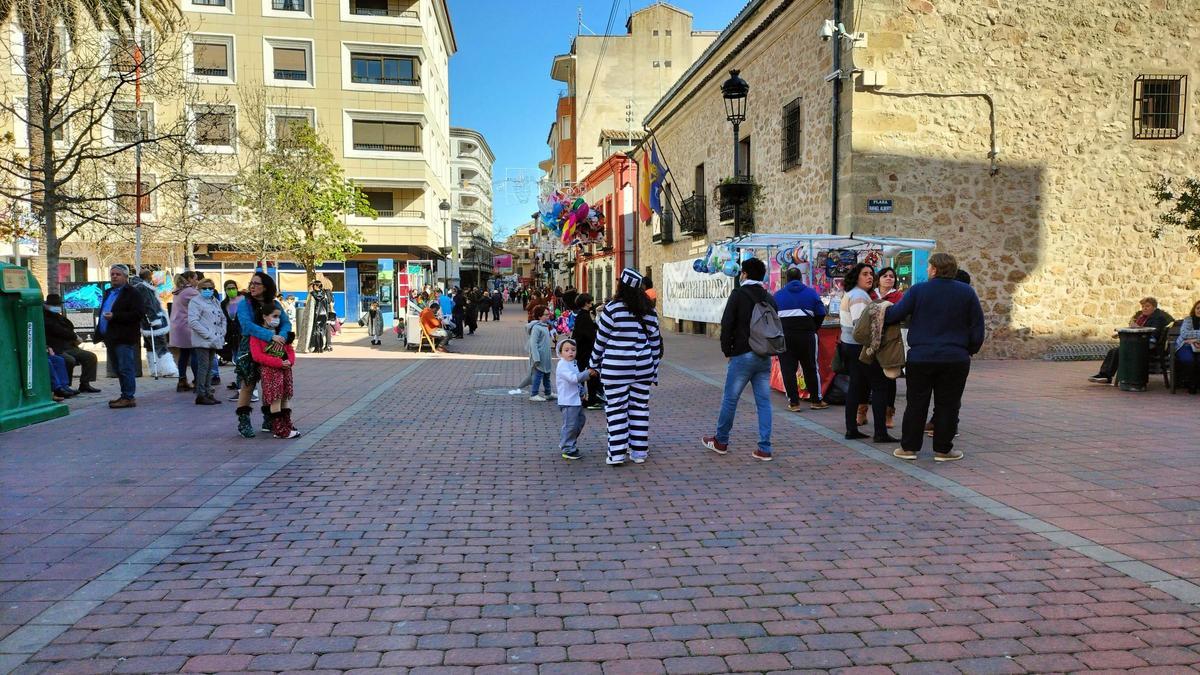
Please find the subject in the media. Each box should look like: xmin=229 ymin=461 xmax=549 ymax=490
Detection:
xmin=819 ymin=19 xmax=836 ymax=41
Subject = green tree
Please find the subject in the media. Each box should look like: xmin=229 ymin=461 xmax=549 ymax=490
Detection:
xmin=0 ymin=0 xmax=179 ymax=292
xmin=240 ymin=124 xmax=372 ymax=284
xmin=1151 ymin=177 xmax=1200 ymax=255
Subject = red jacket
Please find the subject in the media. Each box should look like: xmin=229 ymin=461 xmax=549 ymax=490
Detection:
xmin=249 ymin=336 xmax=294 ymax=368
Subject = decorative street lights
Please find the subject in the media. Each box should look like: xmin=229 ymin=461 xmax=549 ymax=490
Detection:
xmin=721 ymin=69 xmax=749 ymax=236
xmin=438 ymin=199 xmax=452 ymax=290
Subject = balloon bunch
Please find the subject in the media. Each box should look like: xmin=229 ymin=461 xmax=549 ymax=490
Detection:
xmin=537 ymin=187 xmax=607 ymax=247
xmin=692 ymin=243 xmax=757 ymax=278
xmin=774 ymin=246 xmax=811 ymax=278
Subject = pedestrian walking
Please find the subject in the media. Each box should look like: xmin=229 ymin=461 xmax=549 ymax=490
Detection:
xmin=479 ymin=288 xmax=490 ymax=322
xmin=249 ymin=306 xmax=300 ymax=439
xmin=591 ymin=268 xmax=663 ymax=466
xmin=839 ymin=263 xmax=892 ymax=441
xmin=885 ymin=252 xmax=985 ymax=462
xmin=527 ymin=304 xmax=555 ymax=401
xmin=773 ymin=267 xmax=828 ymax=412
xmin=222 ymin=282 xmax=246 ymax=396
xmin=701 ymin=257 xmax=782 ymax=461
xmin=358 ymin=301 xmax=384 ymax=345
xmin=491 ymin=289 xmax=503 ymax=321
xmin=571 ymin=294 xmax=603 ymax=409
xmin=555 ymin=338 xmax=596 ymax=460
xmin=169 ymin=271 xmax=199 ymax=392
xmin=43 ymin=294 xmax=100 ymax=393
xmin=464 ymin=290 xmax=479 ymax=335
xmin=187 ymin=278 xmax=227 ymax=406
xmin=452 ymin=288 xmax=466 ymax=339
xmin=234 ymin=272 xmax=292 ymax=438
xmin=95 ymin=265 xmax=142 ymax=409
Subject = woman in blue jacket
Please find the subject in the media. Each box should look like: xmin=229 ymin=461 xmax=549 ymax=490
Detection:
xmin=234 ymin=272 xmax=292 ymax=438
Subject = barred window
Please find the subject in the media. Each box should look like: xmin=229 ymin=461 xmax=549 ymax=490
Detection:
xmin=1133 ymin=74 xmax=1186 ymax=140
xmin=781 ymin=97 xmax=803 ymax=170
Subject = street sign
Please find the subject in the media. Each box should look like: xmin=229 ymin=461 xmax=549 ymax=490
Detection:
xmin=867 ymin=199 xmax=893 ymax=213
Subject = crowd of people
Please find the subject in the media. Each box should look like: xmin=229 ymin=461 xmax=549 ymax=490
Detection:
xmin=408 ymin=285 xmax=506 ymax=352
xmin=1085 ymin=296 xmax=1200 ymax=394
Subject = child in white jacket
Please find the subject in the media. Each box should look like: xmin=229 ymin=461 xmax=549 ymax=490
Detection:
xmin=187 ymin=278 xmax=227 ymax=405
xmin=555 ymin=339 xmax=595 ymax=460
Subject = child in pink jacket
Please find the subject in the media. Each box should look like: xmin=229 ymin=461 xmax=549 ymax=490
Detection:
xmin=248 ymin=306 xmax=299 ymax=439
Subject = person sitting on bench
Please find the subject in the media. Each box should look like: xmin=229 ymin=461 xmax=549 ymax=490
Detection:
xmin=1088 ymin=297 xmax=1173 ymax=384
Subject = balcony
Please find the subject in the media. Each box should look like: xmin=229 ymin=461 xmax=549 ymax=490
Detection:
xmin=273 ymin=69 xmax=307 ymax=81
xmin=718 ymin=202 xmax=755 ymax=233
xmin=349 ymin=0 xmax=417 ymax=18
xmin=679 ymin=194 xmax=706 ymax=236
xmin=369 ymin=209 xmax=423 ymax=219
xmin=271 ymin=0 xmax=305 ymax=9
xmin=193 ymin=67 xmax=228 ymax=77
xmin=353 ymin=142 xmax=420 ymax=152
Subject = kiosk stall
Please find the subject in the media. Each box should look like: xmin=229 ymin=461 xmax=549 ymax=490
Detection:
xmin=673 ymin=234 xmax=937 ymax=400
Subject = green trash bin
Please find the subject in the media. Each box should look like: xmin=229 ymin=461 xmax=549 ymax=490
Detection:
xmin=1116 ymin=327 xmax=1155 ymax=392
xmin=0 ymin=263 xmax=69 ymax=432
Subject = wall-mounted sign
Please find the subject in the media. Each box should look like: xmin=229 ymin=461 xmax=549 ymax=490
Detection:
xmin=867 ymin=199 xmax=893 ymax=213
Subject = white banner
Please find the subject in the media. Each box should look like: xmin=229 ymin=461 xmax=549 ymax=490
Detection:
xmin=662 ymin=259 xmax=735 ymax=324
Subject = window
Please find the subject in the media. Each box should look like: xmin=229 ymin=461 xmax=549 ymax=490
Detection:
xmin=351 ymin=54 xmax=418 ymax=85
xmin=694 ymin=163 xmax=705 ymax=196
xmin=363 ymin=190 xmax=394 ymax=216
xmin=196 ymin=179 xmax=235 ymax=216
xmin=274 ymin=114 xmax=309 ymax=145
xmin=117 ymin=180 xmax=152 ymax=216
xmin=14 ymin=98 xmax=65 ymax=148
xmin=781 ymin=97 xmax=803 ymax=170
xmin=652 ymin=30 xmax=659 ymax=36
xmin=652 ymin=60 xmax=660 ymax=68
xmin=560 ymin=164 xmax=570 ymax=180
xmin=351 ymin=120 xmax=420 ymax=152
xmin=665 ymin=29 xmax=672 ymax=36
xmin=273 ymin=47 xmax=307 ymax=80
xmin=665 ymin=60 xmax=672 ymax=68
xmin=194 ymin=105 xmax=236 ymax=149
xmin=109 ymin=34 xmax=153 ymax=76
xmin=272 ymin=0 xmax=304 ymax=9
xmin=1133 ymin=74 xmax=1187 ymax=140
xmin=560 ymin=116 xmax=571 ymax=140
xmin=112 ymin=105 xmax=153 ymax=144
xmin=738 ymin=135 xmax=751 ymax=177
xmin=192 ymin=37 xmax=231 ymax=78
xmin=192 ymin=0 xmax=226 ymax=5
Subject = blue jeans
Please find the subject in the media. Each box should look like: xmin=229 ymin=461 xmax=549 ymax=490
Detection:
xmin=531 ymin=369 xmax=551 ymax=396
xmin=48 ymin=354 xmax=69 ymax=391
xmin=559 ymin=405 xmax=585 ymax=451
xmin=113 ymin=344 xmax=137 ymax=400
xmin=715 ymin=352 xmax=773 ymax=454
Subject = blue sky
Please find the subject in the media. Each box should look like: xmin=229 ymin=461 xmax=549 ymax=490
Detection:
xmin=447 ymin=0 xmax=743 ymax=241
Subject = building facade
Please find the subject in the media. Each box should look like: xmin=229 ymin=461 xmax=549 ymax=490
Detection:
xmin=449 ymin=126 xmax=494 ymax=289
xmin=4 ymin=0 xmax=456 ymax=318
xmin=574 ymin=153 xmax=638 ymax=302
xmin=544 ymin=2 xmax=717 ymax=187
xmin=638 ymin=0 xmax=1200 ymax=357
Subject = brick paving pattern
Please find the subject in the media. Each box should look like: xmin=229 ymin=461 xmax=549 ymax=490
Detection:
xmin=4 ymin=311 xmax=1200 ymax=673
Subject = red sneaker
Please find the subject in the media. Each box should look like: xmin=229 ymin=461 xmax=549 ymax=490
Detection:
xmin=751 ymin=449 xmax=773 ymax=462
xmin=701 ymin=436 xmax=728 ymax=455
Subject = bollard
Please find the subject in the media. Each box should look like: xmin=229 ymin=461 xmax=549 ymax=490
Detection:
xmin=0 ymin=263 xmax=69 ymax=432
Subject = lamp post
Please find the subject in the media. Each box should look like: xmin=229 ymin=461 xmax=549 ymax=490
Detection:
xmin=721 ymin=69 xmax=749 ymax=237
xmin=438 ymin=199 xmax=451 ymax=290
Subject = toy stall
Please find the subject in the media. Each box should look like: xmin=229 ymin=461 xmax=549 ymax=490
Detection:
xmin=400 ymin=260 xmax=435 ymax=349
xmin=691 ymin=234 xmax=937 ymax=400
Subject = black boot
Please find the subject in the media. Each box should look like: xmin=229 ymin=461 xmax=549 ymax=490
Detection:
xmin=260 ymin=405 xmax=273 ymax=432
xmin=236 ymin=406 xmax=255 ymax=438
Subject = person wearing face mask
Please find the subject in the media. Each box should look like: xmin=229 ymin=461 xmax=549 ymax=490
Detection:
xmin=42 ymin=294 xmax=101 ymax=394
xmin=234 ymin=272 xmax=291 ymax=437
xmin=527 ymin=304 xmax=555 ymax=401
xmin=248 ymin=307 xmax=300 ymax=439
xmin=187 ymin=279 xmax=227 ymax=405
xmin=169 ymin=271 xmax=200 ymax=392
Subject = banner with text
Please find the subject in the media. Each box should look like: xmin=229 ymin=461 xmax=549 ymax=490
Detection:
xmin=493 ymin=254 xmax=513 ymax=274
xmin=662 ymin=259 xmax=735 ymax=324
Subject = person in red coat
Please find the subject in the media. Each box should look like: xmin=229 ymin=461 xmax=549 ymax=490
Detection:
xmin=249 ymin=306 xmax=299 ymax=438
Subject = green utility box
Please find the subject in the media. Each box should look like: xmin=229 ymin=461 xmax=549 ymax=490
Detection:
xmin=0 ymin=263 xmax=68 ymax=432
xmin=1116 ymin=327 xmax=1154 ymax=392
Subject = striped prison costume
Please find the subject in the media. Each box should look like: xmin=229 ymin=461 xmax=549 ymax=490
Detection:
xmin=590 ymin=300 xmax=664 ymax=464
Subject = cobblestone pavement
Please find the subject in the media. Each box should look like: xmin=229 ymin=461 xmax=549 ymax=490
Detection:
xmin=4 ymin=310 xmax=1200 ymax=673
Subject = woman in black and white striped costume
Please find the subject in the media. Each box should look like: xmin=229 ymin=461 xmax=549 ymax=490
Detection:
xmin=590 ymin=268 xmax=664 ymax=466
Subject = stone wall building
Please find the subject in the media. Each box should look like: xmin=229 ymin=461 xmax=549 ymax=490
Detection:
xmin=637 ymin=0 xmax=1200 ymax=357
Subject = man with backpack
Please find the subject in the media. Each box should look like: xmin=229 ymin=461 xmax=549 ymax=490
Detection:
xmin=702 ymin=257 xmax=785 ymax=462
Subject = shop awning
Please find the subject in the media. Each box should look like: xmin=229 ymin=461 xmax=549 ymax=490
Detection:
xmin=719 ymin=233 xmax=936 ymax=251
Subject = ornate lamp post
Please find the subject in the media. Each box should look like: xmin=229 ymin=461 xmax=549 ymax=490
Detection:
xmin=721 ymin=70 xmax=750 ymax=236
xmin=438 ymin=199 xmax=452 ymax=290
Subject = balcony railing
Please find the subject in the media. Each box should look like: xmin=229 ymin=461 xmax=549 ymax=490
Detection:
xmin=350 ymin=5 xmax=418 ymax=18
xmin=351 ymin=74 xmax=419 ymax=86
xmin=271 ymin=0 xmax=305 ymax=9
xmin=680 ymin=194 xmax=706 ymax=236
xmin=362 ymin=209 xmax=423 ymax=219
xmin=353 ymin=142 xmax=420 ymax=152
xmin=718 ymin=202 xmax=755 ymax=232
xmin=273 ymin=69 xmax=307 ymax=81
xmin=193 ymin=67 xmax=228 ymax=77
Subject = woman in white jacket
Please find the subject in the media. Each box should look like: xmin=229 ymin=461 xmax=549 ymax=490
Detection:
xmin=188 ymin=278 xmax=228 ymax=405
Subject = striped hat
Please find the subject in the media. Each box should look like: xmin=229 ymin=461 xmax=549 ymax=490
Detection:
xmin=619 ymin=268 xmax=643 ymax=288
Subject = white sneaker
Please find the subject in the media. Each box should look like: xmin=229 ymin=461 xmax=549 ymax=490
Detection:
xmin=547 ymin=393 xmax=557 ymax=400
xmin=251 ymin=392 xmax=260 ymax=403
xmin=529 ymin=395 xmax=547 ymax=402
xmin=227 ymin=392 xmax=240 ymax=401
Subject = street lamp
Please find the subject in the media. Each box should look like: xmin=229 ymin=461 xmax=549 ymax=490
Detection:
xmin=721 ymin=69 xmax=749 ymax=236
xmin=438 ymin=199 xmax=452 ymax=290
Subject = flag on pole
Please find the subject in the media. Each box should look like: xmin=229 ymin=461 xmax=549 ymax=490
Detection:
xmin=649 ymin=141 xmax=668 ymax=216
xmin=638 ymin=148 xmax=652 ymax=222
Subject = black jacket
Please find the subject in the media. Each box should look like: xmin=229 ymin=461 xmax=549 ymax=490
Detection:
xmin=572 ymin=309 xmax=597 ymax=361
xmin=94 ymin=285 xmax=143 ymax=346
xmin=720 ymin=283 xmax=776 ymax=358
xmin=43 ymin=308 xmax=80 ymax=353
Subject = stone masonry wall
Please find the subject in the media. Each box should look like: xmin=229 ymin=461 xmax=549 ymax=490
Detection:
xmin=845 ymin=0 xmax=1200 ymax=356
